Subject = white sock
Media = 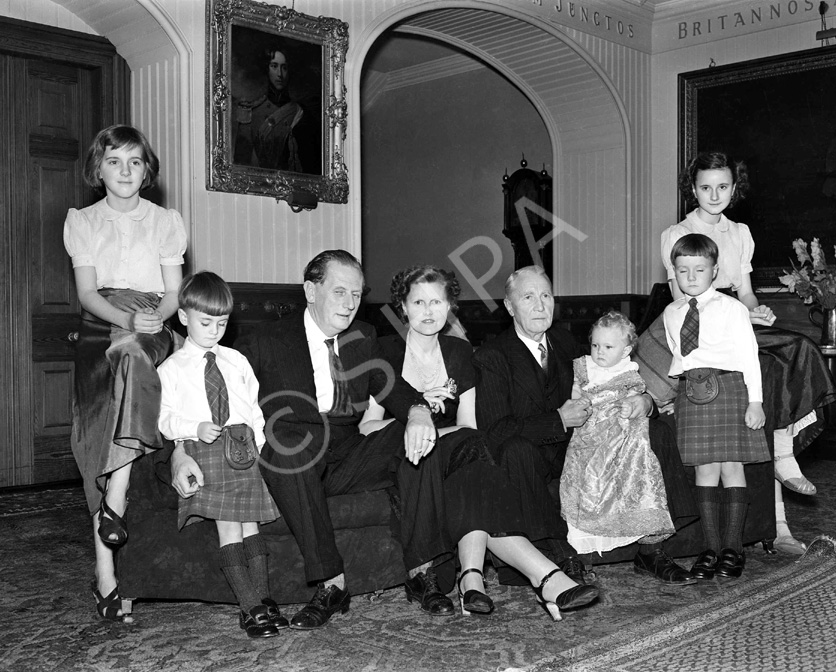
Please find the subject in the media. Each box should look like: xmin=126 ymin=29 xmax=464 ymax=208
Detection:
xmin=324 ymin=573 xmax=345 ymax=590
xmin=408 ymin=562 xmax=432 ymax=579
xmin=773 ymin=427 xmax=794 ymax=458
xmin=775 ymin=501 xmax=792 ymax=538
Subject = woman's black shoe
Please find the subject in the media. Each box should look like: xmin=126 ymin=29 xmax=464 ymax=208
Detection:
xmin=714 ymin=548 xmax=745 ymax=578
xmin=457 ymin=567 xmax=494 ymax=615
xmin=239 ymin=605 xmax=280 ymax=638
xmin=691 ymin=549 xmax=719 ymax=580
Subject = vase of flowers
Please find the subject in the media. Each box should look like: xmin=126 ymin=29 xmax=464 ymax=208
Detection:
xmin=778 ymin=238 xmax=836 ymax=348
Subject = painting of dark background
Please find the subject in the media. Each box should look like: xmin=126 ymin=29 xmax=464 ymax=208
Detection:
xmin=680 ymin=46 xmax=836 ymax=287
xmin=230 ymin=24 xmax=323 ymax=175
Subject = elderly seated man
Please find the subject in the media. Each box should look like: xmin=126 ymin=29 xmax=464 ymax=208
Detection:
xmin=473 ymin=265 xmax=698 ymax=584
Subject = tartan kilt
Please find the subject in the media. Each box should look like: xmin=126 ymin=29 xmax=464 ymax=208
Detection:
xmin=674 ymin=370 xmax=770 ymax=466
xmin=178 ymin=437 xmax=279 ymax=529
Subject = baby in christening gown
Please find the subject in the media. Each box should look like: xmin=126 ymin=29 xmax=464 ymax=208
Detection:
xmin=560 ymin=312 xmax=675 ymax=555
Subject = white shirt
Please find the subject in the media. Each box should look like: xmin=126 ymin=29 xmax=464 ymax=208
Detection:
xmin=63 ymin=197 xmax=187 ymax=293
xmin=515 ymin=327 xmax=547 ymax=366
xmin=304 ymin=308 xmax=339 ymax=413
xmin=661 ymin=211 xmax=755 ymax=291
xmin=158 ymin=338 xmax=266 ymax=447
xmin=663 ymin=287 xmax=762 ymax=403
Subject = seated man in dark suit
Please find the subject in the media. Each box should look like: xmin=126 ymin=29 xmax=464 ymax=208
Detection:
xmin=169 ymin=250 xmax=455 ymax=630
xmin=473 ymin=265 xmax=697 ymax=585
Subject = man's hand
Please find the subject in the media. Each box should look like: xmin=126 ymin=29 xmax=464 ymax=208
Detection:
xmin=620 ymin=392 xmax=653 ymax=419
xmin=558 ymin=398 xmax=591 ymax=428
xmin=404 ymin=406 xmax=437 ymax=465
xmin=170 ymin=443 xmax=204 ymax=498
xmin=745 ymin=401 xmax=766 ymax=430
xmin=197 ymin=421 xmax=223 ymax=444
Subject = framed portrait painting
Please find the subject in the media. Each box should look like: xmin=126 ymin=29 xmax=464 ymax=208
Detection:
xmin=206 ymin=0 xmax=349 ymax=207
xmin=679 ymin=45 xmax=836 ymax=287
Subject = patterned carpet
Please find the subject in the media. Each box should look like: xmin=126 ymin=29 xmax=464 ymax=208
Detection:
xmin=1 ymin=446 xmax=834 ymax=672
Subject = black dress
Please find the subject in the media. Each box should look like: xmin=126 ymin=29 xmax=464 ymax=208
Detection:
xmin=378 ymin=335 xmax=526 ymax=545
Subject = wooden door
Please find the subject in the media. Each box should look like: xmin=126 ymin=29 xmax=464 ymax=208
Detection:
xmin=0 ymin=17 xmax=129 ymax=487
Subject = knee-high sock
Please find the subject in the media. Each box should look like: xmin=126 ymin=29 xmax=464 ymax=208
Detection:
xmin=696 ymin=486 xmax=722 ymax=552
xmin=722 ymin=487 xmax=749 ymax=553
xmin=243 ymin=533 xmax=270 ymax=600
xmin=219 ymin=542 xmax=260 ymax=613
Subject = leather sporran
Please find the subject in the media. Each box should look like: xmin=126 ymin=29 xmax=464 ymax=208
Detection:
xmin=222 ymin=423 xmax=258 ymax=470
xmin=685 ymin=367 xmax=719 ymax=405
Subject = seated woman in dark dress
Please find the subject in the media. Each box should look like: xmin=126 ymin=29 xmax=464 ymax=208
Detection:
xmin=359 ymin=265 xmax=598 ymax=621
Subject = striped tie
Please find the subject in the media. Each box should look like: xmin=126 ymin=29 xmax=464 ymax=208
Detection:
xmin=538 ymin=342 xmax=548 ymax=371
xmin=204 ymin=351 xmax=229 ymax=426
xmin=680 ymin=298 xmax=700 ymax=357
xmin=324 ymin=338 xmax=353 ymax=417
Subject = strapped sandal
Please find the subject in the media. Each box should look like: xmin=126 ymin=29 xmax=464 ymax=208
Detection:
xmin=774 ymin=455 xmax=817 ymax=496
xmin=97 ymin=497 xmax=128 ymax=547
xmin=534 ymin=568 xmax=599 ymax=622
xmin=91 ymin=580 xmax=132 ymax=623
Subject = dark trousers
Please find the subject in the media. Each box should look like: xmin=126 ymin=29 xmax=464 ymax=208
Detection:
xmin=259 ymin=420 xmax=450 ymax=583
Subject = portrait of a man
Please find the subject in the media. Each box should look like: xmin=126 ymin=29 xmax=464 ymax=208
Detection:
xmin=230 ymin=26 xmax=323 ymax=175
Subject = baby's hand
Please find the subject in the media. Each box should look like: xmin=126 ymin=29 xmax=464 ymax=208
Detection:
xmin=617 ymin=401 xmax=632 ymax=419
xmin=745 ymin=402 xmax=766 ymax=430
xmin=197 ymin=421 xmax=223 ymax=444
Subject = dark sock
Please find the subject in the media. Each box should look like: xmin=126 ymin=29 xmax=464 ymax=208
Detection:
xmin=696 ymin=486 xmax=722 ymax=552
xmin=722 ymin=487 xmax=748 ymax=553
xmin=243 ymin=533 xmax=270 ymax=600
xmin=638 ymin=541 xmax=662 ymax=556
xmin=219 ymin=542 xmax=261 ymax=613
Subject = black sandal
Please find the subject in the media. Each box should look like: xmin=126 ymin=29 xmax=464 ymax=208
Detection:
xmin=91 ymin=580 xmax=132 ymax=623
xmin=97 ymin=498 xmax=128 ymax=547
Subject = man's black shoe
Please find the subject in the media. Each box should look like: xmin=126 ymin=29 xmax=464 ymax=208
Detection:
xmin=404 ymin=567 xmax=455 ymax=616
xmin=289 ymin=583 xmax=351 ymax=630
xmin=633 ymin=549 xmax=696 ymax=585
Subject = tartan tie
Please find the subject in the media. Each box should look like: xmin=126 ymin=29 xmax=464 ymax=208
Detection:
xmin=204 ymin=351 xmax=229 ymax=426
xmin=324 ymin=338 xmax=353 ymax=417
xmin=538 ymin=342 xmax=548 ymax=371
xmin=680 ymin=298 xmax=700 ymax=357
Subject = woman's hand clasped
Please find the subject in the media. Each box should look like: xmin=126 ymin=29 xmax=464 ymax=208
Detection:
xmin=422 ymin=385 xmax=455 ymax=415
xmin=128 ymin=307 xmax=164 ymax=334
xmin=749 ymin=304 xmax=776 ymax=327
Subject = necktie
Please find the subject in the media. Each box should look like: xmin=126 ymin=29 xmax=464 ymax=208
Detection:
xmin=324 ymin=338 xmax=352 ymax=417
xmin=680 ymin=298 xmax=700 ymax=357
xmin=538 ymin=342 xmax=548 ymax=371
xmin=204 ymin=351 xmax=229 ymax=427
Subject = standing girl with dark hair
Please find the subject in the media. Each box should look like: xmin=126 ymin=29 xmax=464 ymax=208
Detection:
xmin=659 ymin=150 xmax=836 ymax=555
xmin=64 ymin=125 xmax=187 ymax=621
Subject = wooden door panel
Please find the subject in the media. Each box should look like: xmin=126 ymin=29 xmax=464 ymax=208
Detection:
xmin=32 ymin=361 xmax=79 ymax=483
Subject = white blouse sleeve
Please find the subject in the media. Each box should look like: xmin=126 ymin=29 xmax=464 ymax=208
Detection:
xmin=158 ymin=208 xmax=188 ymax=266
xmin=737 ymin=223 xmax=755 ymax=276
xmin=63 ymin=208 xmax=95 ymax=268
xmin=660 ymin=225 xmax=687 ymax=280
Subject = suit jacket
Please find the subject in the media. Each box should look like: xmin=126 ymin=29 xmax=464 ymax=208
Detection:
xmin=236 ymin=312 xmax=422 ymax=444
xmin=473 ymin=324 xmax=582 ymax=451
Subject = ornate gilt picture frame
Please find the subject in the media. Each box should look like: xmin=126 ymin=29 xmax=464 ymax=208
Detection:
xmin=206 ymin=0 xmax=349 ymax=207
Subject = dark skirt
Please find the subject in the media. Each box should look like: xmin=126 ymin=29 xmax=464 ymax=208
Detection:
xmin=178 ymin=437 xmax=279 ymax=529
xmin=72 ymin=290 xmax=173 ymax=513
xmin=440 ymin=428 xmax=527 ymax=542
xmin=674 ymin=371 xmax=771 ymax=466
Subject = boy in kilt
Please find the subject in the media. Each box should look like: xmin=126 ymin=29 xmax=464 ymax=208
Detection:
xmin=158 ymin=272 xmax=283 ymax=638
xmin=663 ymin=234 xmax=770 ymax=580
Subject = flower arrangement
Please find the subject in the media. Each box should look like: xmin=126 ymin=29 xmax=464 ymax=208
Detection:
xmin=778 ymin=238 xmax=836 ymax=310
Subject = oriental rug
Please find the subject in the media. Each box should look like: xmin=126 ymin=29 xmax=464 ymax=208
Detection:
xmin=531 ymin=536 xmax=836 ymax=672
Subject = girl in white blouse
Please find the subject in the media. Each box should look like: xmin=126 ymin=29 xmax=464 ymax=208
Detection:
xmin=63 ymin=125 xmax=187 ymax=622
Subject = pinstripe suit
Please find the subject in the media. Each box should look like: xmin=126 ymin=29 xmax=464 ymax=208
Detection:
xmin=237 ymin=312 xmax=451 ymax=583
